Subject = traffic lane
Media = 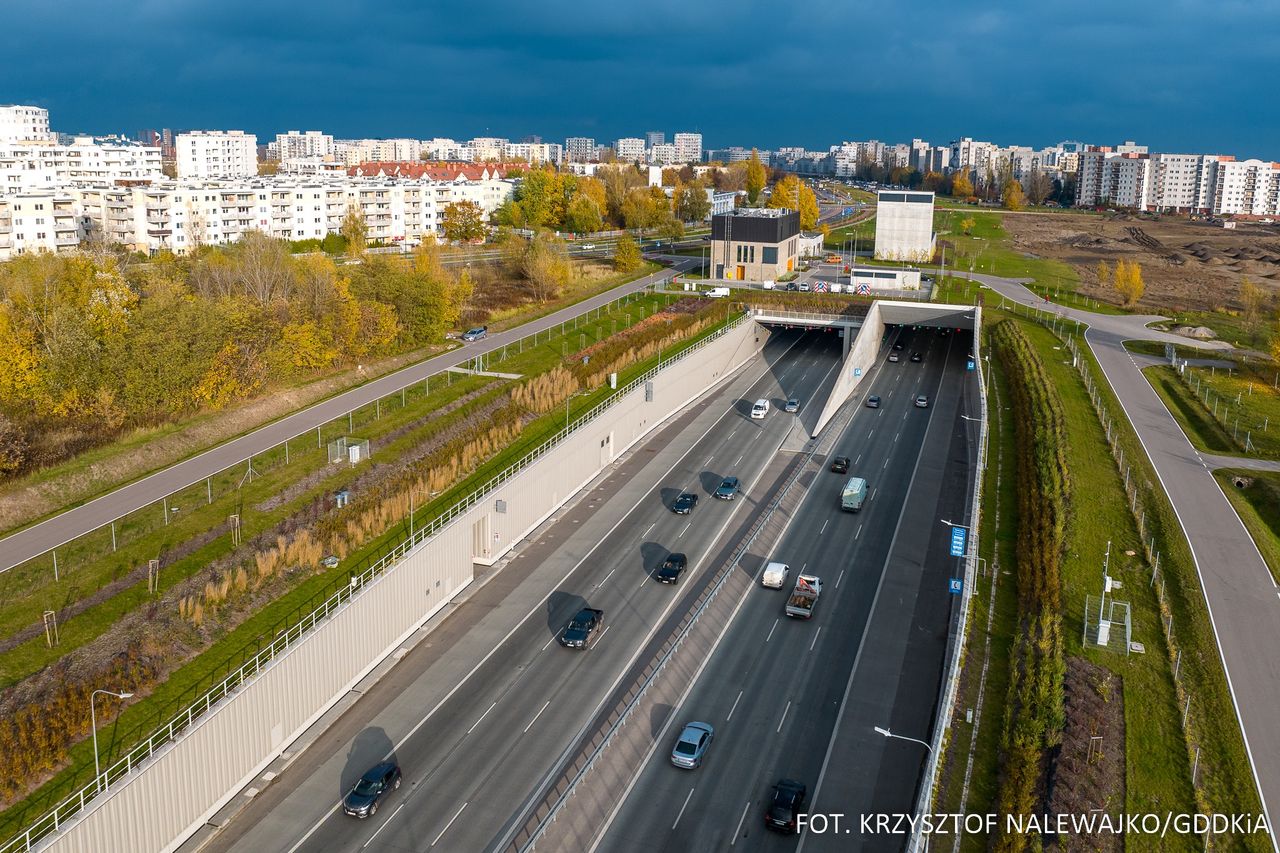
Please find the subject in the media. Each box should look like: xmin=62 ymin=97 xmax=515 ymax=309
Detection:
xmin=595 ymin=345 xmax=956 ymax=851
xmin=281 ymin=334 xmax=843 ymax=853
xmin=209 ymin=330 xmax=814 ymax=853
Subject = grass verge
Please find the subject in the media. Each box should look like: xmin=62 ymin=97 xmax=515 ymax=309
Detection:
xmin=1213 ymin=470 xmax=1280 ymax=586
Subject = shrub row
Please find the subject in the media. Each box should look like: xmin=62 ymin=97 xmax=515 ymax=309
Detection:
xmin=990 ymin=319 xmax=1070 ymax=852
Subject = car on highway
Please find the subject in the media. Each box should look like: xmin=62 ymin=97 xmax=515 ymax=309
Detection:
xmin=558 ymin=607 xmax=604 ymax=649
xmin=866 ymin=395 xmax=881 ymax=409
xmin=761 ymin=561 xmax=790 ymax=588
xmin=582 ymin=243 xmax=596 ymax=250
xmin=915 ymin=394 xmax=929 ymax=408
xmin=714 ymin=476 xmax=741 ymax=500
xmin=461 ymin=326 xmax=488 ymax=342
xmin=656 ymin=553 xmax=687 ymax=584
xmin=910 ymin=351 xmax=923 ymax=362
xmin=670 ymin=721 xmax=715 ymax=769
xmin=784 ymin=398 xmax=800 ymax=413
xmin=671 ymin=493 xmax=698 ymax=514
xmin=887 ymin=352 xmax=900 ymax=363
xmin=342 ymin=762 xmax=401 ymax=819
xmin=829 ymin=456 xmax=850 ymax=473
xmin=764 ymin=778 xmax=807 ymax=832
xmin=893 ymin=342 xmax=904 ymax=350
xmin=750 ymin=399 xmax=770 ymax=419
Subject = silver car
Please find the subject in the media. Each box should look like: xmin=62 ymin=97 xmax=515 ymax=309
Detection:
xmin=670 ymin=721 xmax=715 ymax=769
xmin=915 ymin=395 xmax=929 ymax=408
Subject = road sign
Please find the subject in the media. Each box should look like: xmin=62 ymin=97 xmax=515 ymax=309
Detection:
xmin=856 ymin=283 xmax=870 ymax=295
xmin=853 ymin=367 xmax=862 ymax=377
xmin=843 ymin=206 xmax=853 ymax=216
xmin=967 ymin=359 xmax=975 ymax=371
xmin=949 ymin=526 xmax=967 ymax=557
xmin=814 ymin=281 xmax=828 ymax=293
xmin=949 ymin=578 xmax=963 ymax=594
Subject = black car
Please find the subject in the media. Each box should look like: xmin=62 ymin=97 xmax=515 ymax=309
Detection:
xmin=656 ymin=553 xmax=688 ymax=584
xmin=892 ymin=342 xmax=904 ymax=350
xmin=866 ymin=395 xmax=881 ymax=409
xmin=910 ymin=351 xmax=923 ymax=362
xmin=829 ymin=456 xmax=850 ymax=474
xmin=714 ymin=477 xmax=741 ymax=500
xmin=671 ymin=493 xmax=698 ymax=514
xmin=764 ymin=778 xmax=807 ymax=832
xmin=342 ymin=762 xmax=401 ymax=818
xmin=559 ymin=607 xmax=604 ymax=649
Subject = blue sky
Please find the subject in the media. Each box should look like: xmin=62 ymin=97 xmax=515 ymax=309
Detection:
xmin=4 ymin=0 xmax=1278 ymax=159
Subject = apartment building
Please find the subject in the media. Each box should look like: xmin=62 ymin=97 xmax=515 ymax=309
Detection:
xmin=673 ymin=132 xmax=703 ymax=164
xmin=464 ymin=137 xmax=509 ymax=162
xmin=706 ymin=146 xmax=753 ymax=163
xmin=1213 ymin=159 xmax=1280 ymax=217
xmin=949 ymin=137 xmax=1000 ymax=180
xmin=0 ymin=190 xmax=87 ymax=258
xmin=274 ymin=130 xmax=334 ymax=160
xmin=177 ymin=130 xmax=258 ymax=179
xmin=648 ymin=143 xmax=678 ymax=166
xmin=645 ymin=131 xmax=665 ymax=147
xmin=506 ymin=142 xmax=562 ymax=164
xmin=615 ymin=137 xmax=646 ymax=164
xmin=564 ymin=137 xmax=596 ymax=163
xmin=1075 ymin=151 xmax=1152 ymax=209
xmin=0 ymin=105 xmax=53 ymax=142
xmin=1149 ymin=153 xmax=1221 ymax=212
xmin=0 ymin=137 xmax=163 ymax=193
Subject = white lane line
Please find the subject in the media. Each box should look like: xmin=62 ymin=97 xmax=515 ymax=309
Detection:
xmin=869 ymin=488 xmax=876 ymax=501
xmin=728 ymin=430 xmax=737 ymax=440
xmin=542 ymin=635 xmax=555 ymax=651
xmin=766 ymin=618 xmax=780 ymax=643
xmin=835 ymin=568 xmax=845 ymax=588
xmin=727 ymin=690 xmax=744 ymax=721
xmin=856 ymin=523 xmax=863 ymax=540
xmin=752 ymin=430 xmax=761 ymax=441
xmin=643 ymin=522 xmax=656 ymax=537
xmin=810 ymin=627 xmax=823 ymax=652
xmin=777 ymin=700 xmax=792 ymax=733
xmin=363 ymin=802 xmax=407 ymax=848
xmin=894 ymin=431 xmax=900 ymax=443
xmin=819 ymin=519 xmax=829 ymax=535
xmin=736 ymin=454 xmax=744 ymax=465
xmin=731 ymin=801 xmax=752 ymax=846
xmin=868 ymin=429 xmax=875 ymax=438
xmin=467 ymin=701 xmax=497 ymax=735
xmin=432 ymin=802 xmax=468 ymax=847
xmin=679 ymin=522 xmax=691 ymax=538
xmin=854 ymin=453 xmax=861 ymax=465
xmin=706 ymin=456 xmax=714 ymax=467
xmin=524 ymin=700 xmax=551 ymax=733
xmin=801 ymin=562 xmax=808 ymax=572
xmin=883 ymin=458 xmax=889 ymax=469
xmin=672 ymin=787 xmax=696 ymax=830
xmin=595 ymin=625 xmax=611 ymax=647
xmin=596 ymin=567 xmax=617 ymax=588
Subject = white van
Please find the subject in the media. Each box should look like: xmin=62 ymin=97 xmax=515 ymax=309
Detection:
xmin=751 ymin=399 xmax=770 ymax=419
xmin=706 ymin=287 xmax=731 ymax=298
xmin=762 ymin=280 xmax=776 ymax=290
xmin=761 ymin=561 xmax=790 ymax=589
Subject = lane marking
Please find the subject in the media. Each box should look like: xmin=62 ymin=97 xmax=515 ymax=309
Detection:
xmin=736 ymin=455 xmax=744 ymax=466
xmin=542 ymin=635 xmax=555 ymax=651
xmin=810 ymin=626 xmax=823 ymax=652
xmin=856 ymin=523 xmax=863 ymax=540
xmin=894 ymin=431 xmax=900 ymax=443
xmin=766 ymin=618 xmax=780 ymax=643
xmin=363 ymin=802 xmax=407 ymax=848
xmin=777 ymin=700 xmax=792 ymax=733
xmin=819 ymin=519 xmax=829 ymax=535
xmin=868 ymin=429 xmax=875 ymax=438
xmin=731 ymin=801 xmax=752 ymax=846
xmin=727 ymin=690 xmax=744 ymax=721
xmin=524 ymin=700 xmax=551 ymax=733
xmin=706 ymin=456 xmax=715 ymax=467
xmin=835 ymin=568 xmax=845 ymax=589
xmin=467 ymin=701 xmax=497 ymax=735
xmin=728 ymin=430 xmax=736 ymax=440
xmin=595 ymin=625 xmax=611 ymax=647
xmin=643 ymin=522 xmax=656 ymax=537
xmin=854 ymin=453 xmax=861 ymax=465
xmin=883 ymin=458 xmax=889 ymax=469
xmin=672 ymin=787 xmax=696 ymax=830
xmin=431 ymin=802 xmax=468 ymax=847
xmin=678 ymin=522 xmax=691 ymax=538
xmin=596 ymin=567 xmax=617 ymax=589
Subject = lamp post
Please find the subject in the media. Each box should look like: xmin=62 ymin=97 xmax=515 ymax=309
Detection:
xmin=874 ymin=725 xmax=932 ymax=753
xmin=91 ymin=689 xmax=133 ymax=794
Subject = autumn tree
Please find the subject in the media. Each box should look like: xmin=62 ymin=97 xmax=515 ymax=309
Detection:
xmin=613 ymin=235 xmax=642 ymax=272
xmin=1002 ymin=179 xmax=1027 ymax=211
xmin=1025 ymin=170 xmax=1054 ymax=206
xmin=1113 ymin=259 xmax=1145 ymax=307
xmin=441 ymin=201 xmax=487 ymax=243
xmin=746 ymin=149 xmax=766 ymax=204
xmin=341 ymin=204 xmax=368 ymax=255
xmin=1095 ymin=260 xmax=1112 ymax=286
xmin=0 ymin=414 xmax=27 ymax=474
xmin=522 ymin=232 xmax=571 ymax=301
xmin=959 ymin=217 xmax=977 ymax=236
xmin=674 ymin=182 xmax=712 ymax=223
xmin=1240 ymin=278 xmax=1270 ymax=342
xmin=951 ymin=172 xmax=974 ymax=199
xmin=563 ymin=194 xmax=604 ymax=234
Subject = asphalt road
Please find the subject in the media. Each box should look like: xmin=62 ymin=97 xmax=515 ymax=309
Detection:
xmin=202 ymin=328 xmax=847 ymax=853
xmin=595 ymin=328 xmax=976 ymax=853
xmin=0 ymin=260 xmax=694 ymax=574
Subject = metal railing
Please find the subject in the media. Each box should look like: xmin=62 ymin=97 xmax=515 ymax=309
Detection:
xmin=0 ymin=312 xmax=750 ymax=853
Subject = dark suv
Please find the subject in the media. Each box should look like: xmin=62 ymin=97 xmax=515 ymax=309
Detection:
xmin=559 ymin=608 xmax=604 ymax=649
xmin=656 ymin=553 xmax=687 ymax=584
xmin=342 ymin=762 xmax=401 ymax=818
xmin=764 ymin=778 xmax=807 ymax=832
xmin=671 ymin=493 xmax=698 ymax=514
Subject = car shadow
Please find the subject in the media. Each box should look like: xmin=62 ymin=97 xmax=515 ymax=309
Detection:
xmin=659 ymin=486 xmax=683 ymax=510
xmin=547 ymin=590 xmax=588 ymax=638
xmin=699 ymin=470 xmax=724 ymax=495
xmin=640 ymin=541 xmax=669 ymax=580
xmin=340 ymin=727 xmax=395 ymax=800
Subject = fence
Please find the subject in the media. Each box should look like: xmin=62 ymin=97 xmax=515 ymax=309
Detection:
xmin=0 ymin=309 xmax=751 ymax=853
xmin=1169 ymin=354 xmax=1275 ymax=455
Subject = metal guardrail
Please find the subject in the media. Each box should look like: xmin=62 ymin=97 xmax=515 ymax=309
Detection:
xmin=0 ymin=312 xmax=750 ymax=853
xmin=908 ymin=310 xmax=988 ymax=852
xmin=749 ymin=308 xmax=867 ymax=325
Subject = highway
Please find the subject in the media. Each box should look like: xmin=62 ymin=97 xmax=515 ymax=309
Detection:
xmin=202 ymin=327 xmax=850 ymax=853
xmin=594 ymin=327 xmax=977 ymax=853
xmin=0 ymin=259 xmax=694 ymax=574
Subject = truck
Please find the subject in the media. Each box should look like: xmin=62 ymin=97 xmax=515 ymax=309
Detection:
xmin=840 ymin=477 xmax=867 ymax=512
xmin=785 ymin=575 xmax=822 ymax=619
xmin=558 ymin=607 xmax=604 ymax=649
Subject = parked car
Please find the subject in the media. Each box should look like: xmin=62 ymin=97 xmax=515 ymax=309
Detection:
xmin=342 ymin=762 xmax=401 ymax=818
xmin=714 ymin=476 xmax=741 ymax=500
xmin=910 ymin=351 xmax=923 ymax=362
xmin=797 ymin=281 xmax=811 ymax=292
xmin=915 ymin=395 xmax=929 ymax=408
xmin=750 ymin=399 xmax=770 ymax=419
xmin=656 ymin=553 xmax=687 ymax=584
xmin=461 ymin=326 xmax=488 ymax=342
xmin=670 ymin=722 xmax=715 ymax=769
xmin=671 ymin=493 xmax=699 ymax=514
xmin=581 ymin=243 xmax=596 ymax=250
xmin=866 ymin=395 xmax=881 ymax=409
xmin=829 ymin=456 xmax=850 ymax=473
xmin=784 ymin=398 xmax=800 ymax=413
xmin=764 ymin=778 xmax=807 ymax=832
xmin=558 ymin=607 xmax=604 ymax=649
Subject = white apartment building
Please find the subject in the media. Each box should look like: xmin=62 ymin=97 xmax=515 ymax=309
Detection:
xmin=948 ymin=137 xmax=1000 ymax=180
xmin=421 ymin=138 xmax=465 ymax=161
xmin=1075 ymin=151 xmax=1153 ymax=209
xmin=177 ymin=130 xmax=258 ymax=179
xmin=334 ymin=139 xmax=379 ymax=167
xmin=372 ymin=139 xmax=422 ymax=162
xmin=506 ymin=142 xmax=561 ymax=164
xmin=0 ymin=190 xmax=88 ymax=258
xmin=277 ymin=157 xmax=347 ymax=176
xmin=673 ymin=132 xmax=703 ymax=163
xmin=465 ymin=137 xmax=509 ymax=162
xmin=1213 ymin=159 xmax=1280 ymax=217
xmin=274 ymin=130 xmax=334 ymax=160
xmin=647 ymin=143 xmax=678 ymax=166
xmin=0 ymin=137 xmax=163 ymax=193
xmin=564 ymin=137 xmax=596 ymax=163
xmin=874 ymin=190 xmax=935 ymax=262
xmin=615 ymin=137 xmax=646 ymax=163
xmin=0 ymin=105 xmax=52 ymax=142
xmin=1149 ymin=153 xmax=1220 ymax=212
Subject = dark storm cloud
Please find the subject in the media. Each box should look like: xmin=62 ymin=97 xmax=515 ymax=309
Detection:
xmin=3 ymin=0 xmax=1279 ymax=156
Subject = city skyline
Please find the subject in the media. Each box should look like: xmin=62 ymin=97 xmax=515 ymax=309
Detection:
xmin=5 ymin=0 xmax=1279 ymax=159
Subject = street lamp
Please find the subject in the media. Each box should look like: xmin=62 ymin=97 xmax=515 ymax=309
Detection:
xmin=940 ymin=519 xmax=969 ymax=529
xmin=91 ymin=689 xmax=133 ymax=794
xmin=959 ymin=414 xmax=983 ymax=423
xmin=874 ymin=726 xmax=932 ymax=753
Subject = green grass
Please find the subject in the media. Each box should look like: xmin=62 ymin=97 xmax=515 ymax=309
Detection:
xmin=0 ymin=297 xmax=735 ymax=843
xmin=1148 ymin=360 xmax=1280 ymax=458
xmin=1144 ymin=366 xmax=1242 ymax=456
xmin=1215 ymin=470 xmax=1280 ymax=586
xmin=1161 ymin=309 xmax=1273 ymax=353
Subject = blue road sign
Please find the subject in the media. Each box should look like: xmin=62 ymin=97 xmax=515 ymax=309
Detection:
xmin=967 ymin=359 xmax=975 ymax=371
xmin=843 ymin=206 xmax=853 ymax=216
xmin=949 ymin=578 xmax=963 ymax=594
xmin=949 ymin=526 xmax=967 ymax=557
xmin=853 ymin=367 xmax=862 ymax=377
